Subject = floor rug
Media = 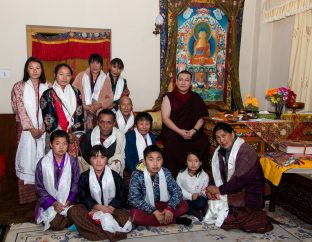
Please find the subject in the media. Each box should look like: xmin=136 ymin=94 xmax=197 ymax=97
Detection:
xmin=4 ymin=206 xmax=312 ymax=242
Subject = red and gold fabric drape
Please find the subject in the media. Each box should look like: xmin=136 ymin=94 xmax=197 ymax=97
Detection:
xmin=32 ymin=31 xmax=111 ymax=80
xmin=32 ymin=32 xmax=110 ymax=60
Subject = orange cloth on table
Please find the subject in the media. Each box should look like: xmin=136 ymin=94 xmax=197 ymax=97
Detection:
xmin=260 ymin=157 xmax=312 ymax=186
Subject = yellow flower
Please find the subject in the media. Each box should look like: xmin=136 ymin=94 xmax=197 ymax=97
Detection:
xmin=244 ymin=95 xmax=259 ymax=110
xmin=244 ymin=95 xmax=253 ymax=107
xmin=252 ymin=98 xmax=259 ymax=107
xmin=245 ymin=99 xmax=252 ymax=106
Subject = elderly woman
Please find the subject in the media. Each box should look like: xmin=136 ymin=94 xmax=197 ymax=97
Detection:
xmin=40 ymin=63 xmax=84 ymax=157
xmin=204 ymin=122 xmax=272 ymax=233
xmin=11 ymin=57 xmax=49 ymax=204
xmin=115 ymin=96 xmax=134 ymax=134
xmin=160 ymin=70 xmax=210 ymax=178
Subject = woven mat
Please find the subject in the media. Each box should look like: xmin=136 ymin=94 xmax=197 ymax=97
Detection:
xmin=4 ymin=205 xmax=312 ymax=242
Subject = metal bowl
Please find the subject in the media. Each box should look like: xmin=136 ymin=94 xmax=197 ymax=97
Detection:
xmin=286 ymin=102 xmax=305 ymax=113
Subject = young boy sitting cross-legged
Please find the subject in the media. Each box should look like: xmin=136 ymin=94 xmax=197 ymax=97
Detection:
xmin=68 ymin=145 xmax=132 ymax=241
xmin=128 ymin=145 xmax=192 ymax=226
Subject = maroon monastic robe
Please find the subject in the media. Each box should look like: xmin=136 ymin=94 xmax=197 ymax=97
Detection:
xmin=160 ymin=91 xmax=210 ymax=178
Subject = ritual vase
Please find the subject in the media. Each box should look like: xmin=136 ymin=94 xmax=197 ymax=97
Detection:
xmin=275 ymin=103 xmax=284 ymax=119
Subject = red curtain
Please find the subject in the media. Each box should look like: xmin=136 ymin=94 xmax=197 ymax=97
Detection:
xmin=32 ymin=32 xmax=111 ymax=61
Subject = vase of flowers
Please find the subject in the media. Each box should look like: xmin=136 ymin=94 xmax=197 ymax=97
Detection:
xmin=275 ymin=102 xmax=284 ymax=119
xmin=266 ymin=87 xmax=296 ymax=119
xmin=244 ymin=94 xmax=259 ymax=118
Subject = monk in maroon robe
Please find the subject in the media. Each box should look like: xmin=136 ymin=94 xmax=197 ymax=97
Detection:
xmin=206 ymin=122 xmax=273 ymax=233
xmin=160 ymin=70 xmax=210 ymax=178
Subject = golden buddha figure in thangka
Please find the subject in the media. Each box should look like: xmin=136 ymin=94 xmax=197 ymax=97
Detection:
xmin=189 ymin=22 xmax=214 ymax=66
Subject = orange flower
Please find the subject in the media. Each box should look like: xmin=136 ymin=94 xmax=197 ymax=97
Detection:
xmin=266 ymin=88 xmax=278 ymax=97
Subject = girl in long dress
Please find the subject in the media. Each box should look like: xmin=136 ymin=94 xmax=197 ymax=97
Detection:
xmin=11 ymin=57 xmax=49 ymax=204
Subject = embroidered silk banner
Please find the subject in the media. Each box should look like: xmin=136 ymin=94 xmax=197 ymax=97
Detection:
xmin=176 ymin=3 xmax=229 ymax=104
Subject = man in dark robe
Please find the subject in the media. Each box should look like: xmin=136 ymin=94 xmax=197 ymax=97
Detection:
xmin=160 ymin=70 xmax=210 ymax=178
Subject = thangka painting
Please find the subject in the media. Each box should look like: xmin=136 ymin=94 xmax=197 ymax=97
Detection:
xmin=176 ymin=3 xmax=229 ymax=103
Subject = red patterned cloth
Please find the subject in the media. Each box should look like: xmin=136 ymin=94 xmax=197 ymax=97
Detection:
xmin=287 ymin=122 xmax=312 ymax=140
xmin=51 ymin=91 xmax=69 ymax=131
xmin=243 ymin=120 xmax=294 ymax=149
xmin=264 ymin=151 xmax=312 ymax=166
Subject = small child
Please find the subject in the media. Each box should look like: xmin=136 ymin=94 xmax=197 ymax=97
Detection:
xmin=107 ymin=58 xmax=130 ymax=110
xmin=176 ymin=151 xmax=209 ymax=221
xmin=125 ymin=112 xmax=156 ymax=174
xmin=128 ymin=145 xmax=192 ymax=226
xmin=35 ymin=130 xmax=80 ymax=231
xmin=68 ymin=145 xmax=131 ymax=241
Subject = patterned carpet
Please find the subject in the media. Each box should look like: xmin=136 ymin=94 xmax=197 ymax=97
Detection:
xmin=4 ymin=205 xmax=312 ymax=242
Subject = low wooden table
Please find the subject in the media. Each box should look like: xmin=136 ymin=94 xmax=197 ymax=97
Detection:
xmin=204 ymin=117 xmax=312 ymax=154
xmin=205 ymin=118 xmax=296 ymax=154
xmin=260 ymin=154 xmax=312 ymax=211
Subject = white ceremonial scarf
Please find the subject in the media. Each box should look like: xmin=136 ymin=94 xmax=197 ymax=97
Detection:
xmin=203 ymin=137 xmax=245 ymax=227
xmin=143 ymin=167 xmax=169 ymax=207
xmin=211 ymin=137 xmax=245 ymax=187
xmin=88 ymin=166 xmax=132 ymax=233
xmin=82 ymin=70 xmax=106 ymax=105
xmin=134 ymin=128 xmax=152 ymax=161
xmin=116 ymin=110 xmax=134 ymax=134
xmin=203 ymin=194 xmax=228 ymax=227
xmin=52 ymin=82 xmax=77 ymax=128
xmin=92 ymin=211 xmax=132 ymax=233
xmin=15 ymin=80 xmax=48 ymax=184
xmin=91 ymin=126 xmax=117 ymax=149
xmin=36 ymin=150 xmax=72 ymax=231
xmin=113 ymin=76 xmax=125 ymax=102
xmin=89 ymin=166 xmax=116 ymax=205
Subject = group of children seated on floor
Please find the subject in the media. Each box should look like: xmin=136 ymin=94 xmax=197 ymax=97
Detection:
xmin=35 ymin=122 xmax=210 ymax=241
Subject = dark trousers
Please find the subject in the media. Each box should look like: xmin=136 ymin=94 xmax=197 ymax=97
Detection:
xmin=187 ymin=196 xmax=207 ymax=217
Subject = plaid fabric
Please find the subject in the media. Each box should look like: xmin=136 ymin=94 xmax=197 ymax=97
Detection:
xmin=67 ymin=204 xmax=127 ymax=241
xmin=18 ymin=179 xmax=36 ymax=204
xmin=49 ymin=214 xmax=71 ymax=231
